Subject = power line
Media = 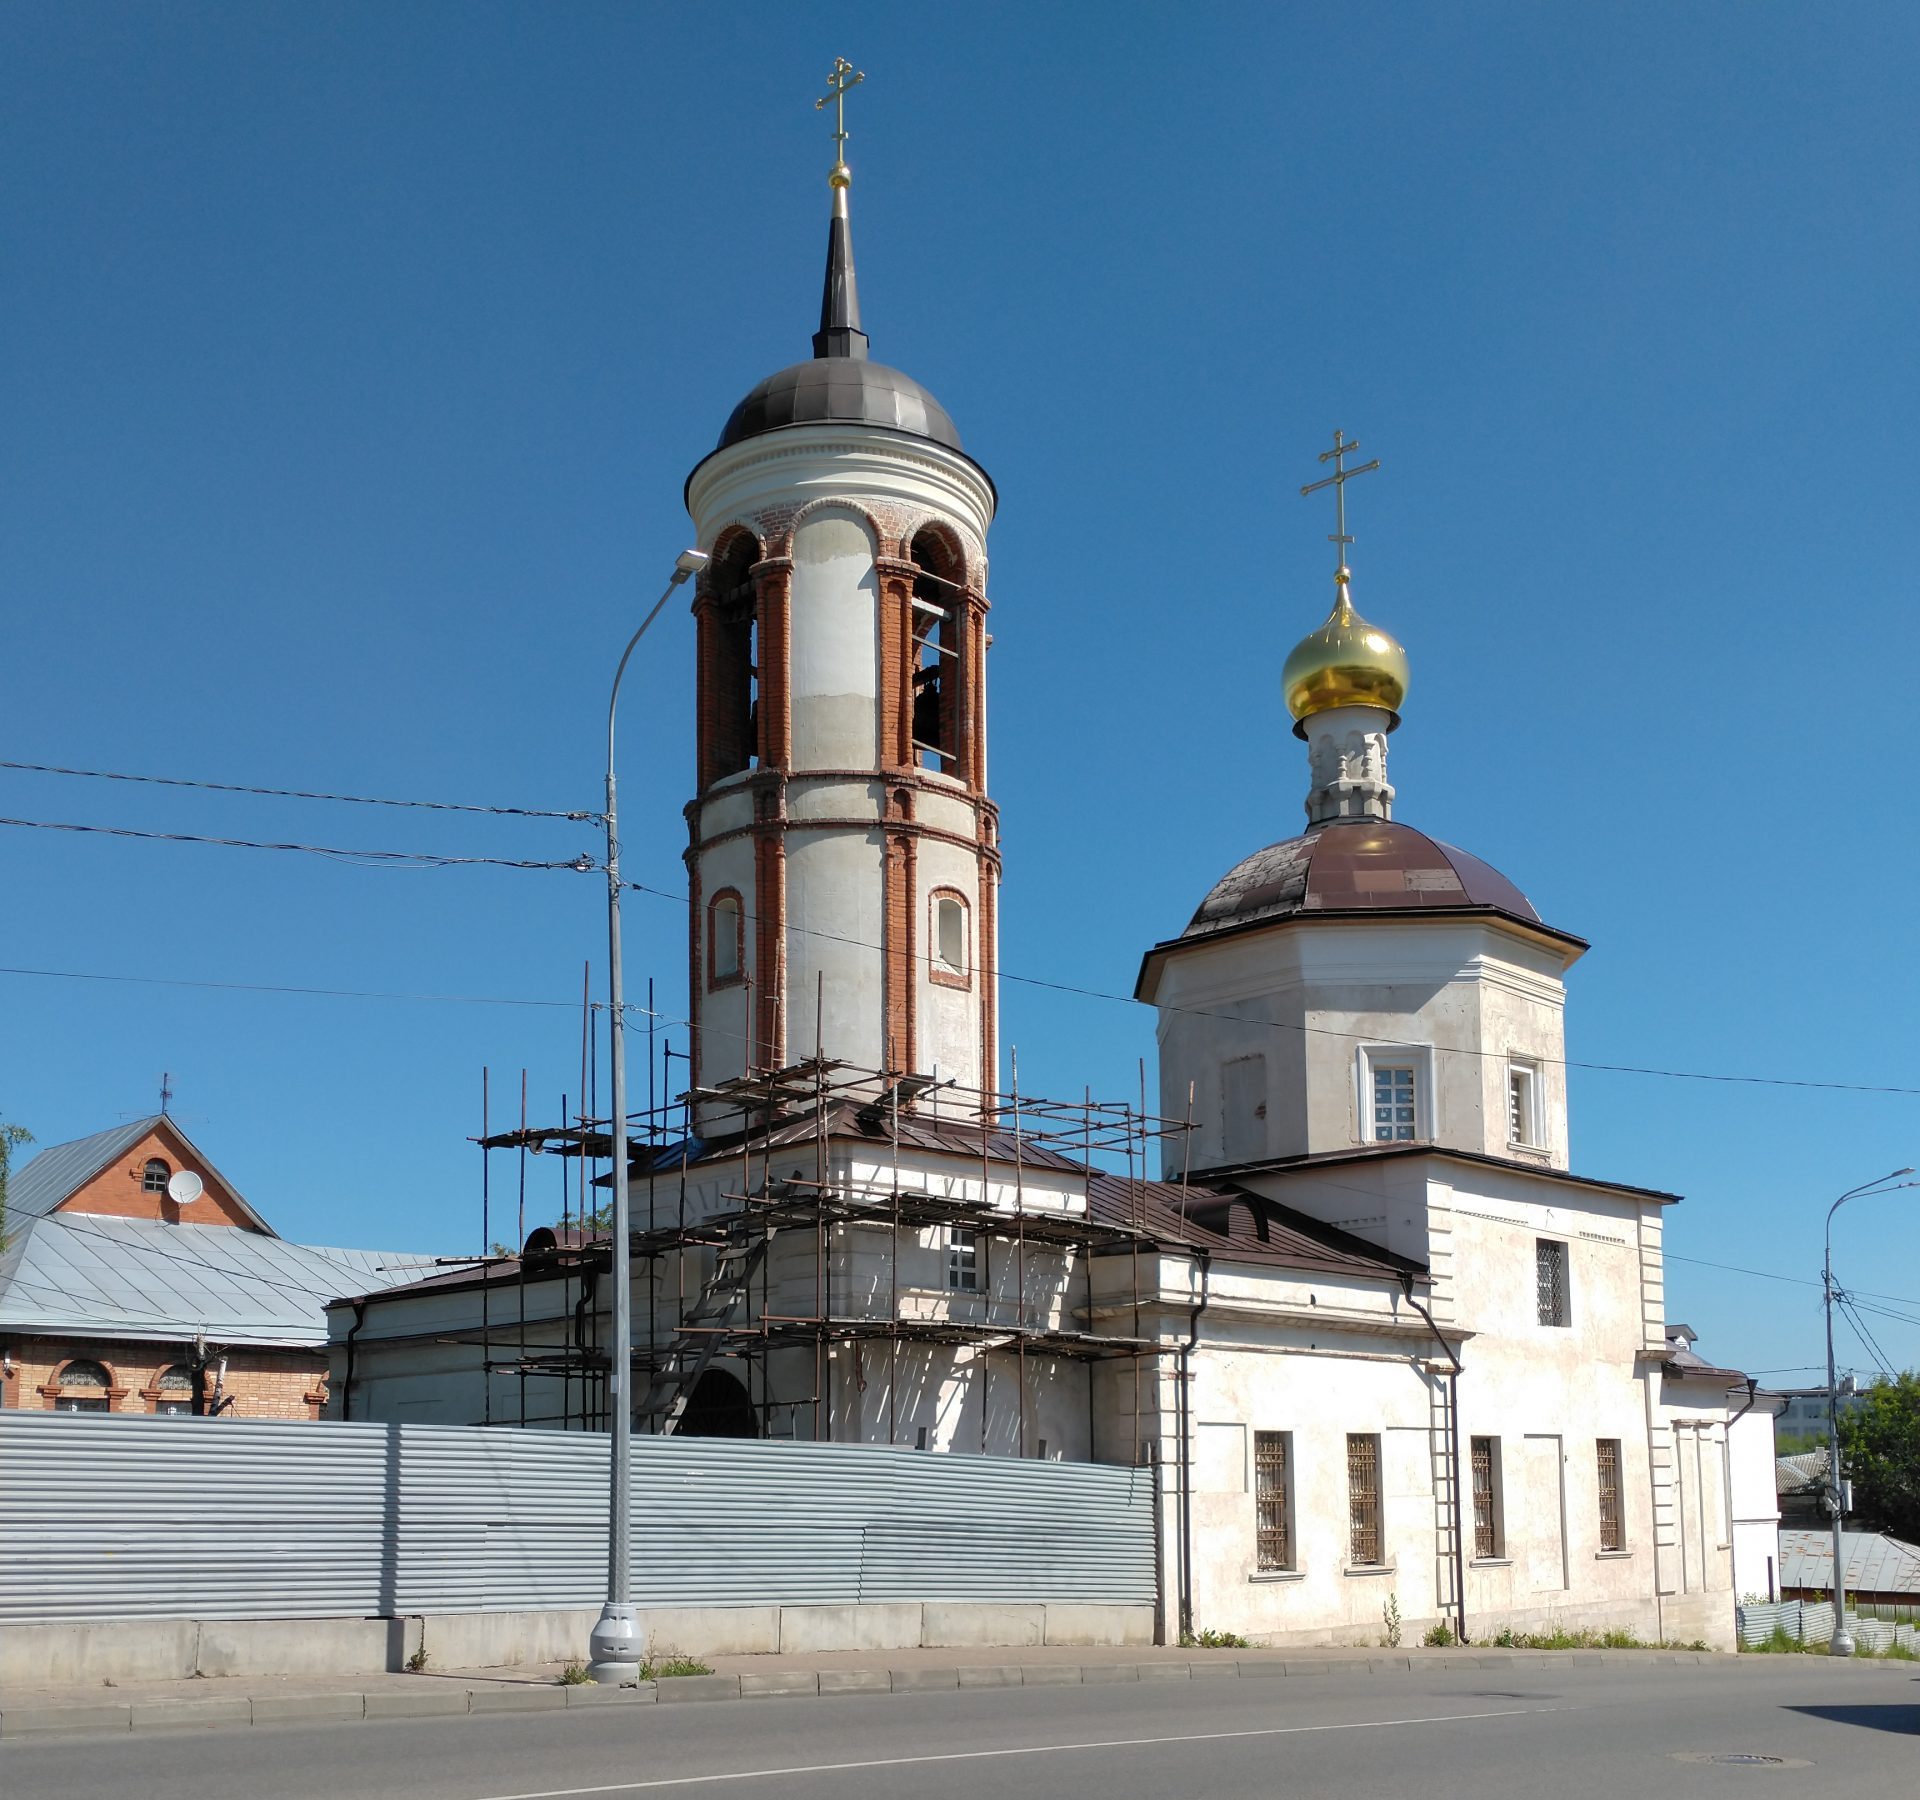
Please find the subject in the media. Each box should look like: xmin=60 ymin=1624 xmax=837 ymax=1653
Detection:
xmin=0 ymin=964 xmax=676 ymax=1019
xmin=1664 ymin=1250 xmax=1920 ymax=1312
xmin=622 ymin=879 xmax=1920 ymax=1099
xmin=1 ymin=758 xmax=596 ymax=822
xmin=0 ymin=814 xmax=596 ymax=872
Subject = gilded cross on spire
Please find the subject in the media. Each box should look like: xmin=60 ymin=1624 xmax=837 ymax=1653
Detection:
xmin=816 ymin=56 xmax=865 ymax=190
xmin=1300 ymin=428 xmax=1381 ymax=588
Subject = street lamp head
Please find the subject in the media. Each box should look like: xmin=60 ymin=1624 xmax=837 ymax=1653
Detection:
xmin=673 ymin=548 xmax=711 ymax=580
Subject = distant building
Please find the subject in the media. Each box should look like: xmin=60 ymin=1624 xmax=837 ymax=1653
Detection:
xmin=0 ymin=1115 xmax=438 ymax=1418
xmin=1764 ymin=1382 xmax=1865 ymax=1446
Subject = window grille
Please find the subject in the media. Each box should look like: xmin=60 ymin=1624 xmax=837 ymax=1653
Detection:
xmin=155 ymin=1365 xmax=194 ymax=1417
xmin=1347 ymin=1433 xmax=1382 ymax=1566
xmin=1254 ymin=1431 xmax=1292 ymax=1571
xmin=57 ymin=1360 xmax=111 ymax=1413
xmin=1471 ymin=1436 xmax=1499 ymax=1558
xmin=1536 ymin=1239 xmax=1569 ymax=1327
xmin=1597 ymin=1439 xmax=1624 ymax=1551
xmin=1371 ymin=1065 xmax=1417 ymax=1141
xmin=142 ymin=1158 xmax=171 ymax=1193
xmin=945 ymin=1227 xmax=978 ymax=1293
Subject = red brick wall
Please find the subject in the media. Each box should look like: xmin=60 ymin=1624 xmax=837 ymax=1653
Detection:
xmin=58 ymin=1125 xmax=255 ymax=1230
xmin=2 ymin=1335 xmax=328 ymax=1420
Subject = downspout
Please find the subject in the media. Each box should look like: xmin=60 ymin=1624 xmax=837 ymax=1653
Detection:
xmin=1402 ymin=1278 xmax=1468 ymax=1645
xmin=340 ymin=1300 xmax=368 ymax=1422
xmin=1177 ymin=1250 xmax=1212 ymax=1643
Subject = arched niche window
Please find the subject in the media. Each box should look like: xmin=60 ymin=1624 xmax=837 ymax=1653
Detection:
xmin=929 ymin=889 xmax=971 ymax=987
xmin=708 ymin=890 xmax=745 ymax=988
xmin=153 ymin=1365 xmax=194 ymax=1417
xmin=54 ymin=1359 xmax=113 ymax=1413
xmin=908 ymin=528 xmax=968 ymax=776
xmin=141 ymin=1157 xmax=171 ymax=1193
xmin=702 ymin=533 xmax=761 ymax=783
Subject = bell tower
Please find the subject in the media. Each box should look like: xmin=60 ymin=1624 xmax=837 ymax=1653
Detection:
xmin=682 ymin=63 xmax=1000 ymax=1116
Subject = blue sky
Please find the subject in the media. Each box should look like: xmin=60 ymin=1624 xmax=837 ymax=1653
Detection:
xmin=3 ymin=4 xmax=1916 ymax=1388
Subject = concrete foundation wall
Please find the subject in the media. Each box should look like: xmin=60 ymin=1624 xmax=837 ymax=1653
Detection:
xmin=0 ymin=1602 xmax=1152 ymax=1684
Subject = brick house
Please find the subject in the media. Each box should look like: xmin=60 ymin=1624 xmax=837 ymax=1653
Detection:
xmin=0 ymin=1116 xmax=438 ymax=1419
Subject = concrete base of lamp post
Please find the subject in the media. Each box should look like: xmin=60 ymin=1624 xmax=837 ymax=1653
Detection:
xmin=587 ymin=1602 xmax=643 ymax=1684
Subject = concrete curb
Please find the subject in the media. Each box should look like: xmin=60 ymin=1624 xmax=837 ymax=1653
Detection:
xmin=0 ymin=1649 xmax=1898 ymax=1740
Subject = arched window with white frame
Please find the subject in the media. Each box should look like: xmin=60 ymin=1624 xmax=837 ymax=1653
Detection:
xmin=708 ymin=890 xmax=744 ymax=988
xmin=929 ymin=890 xmax=970 ymax=987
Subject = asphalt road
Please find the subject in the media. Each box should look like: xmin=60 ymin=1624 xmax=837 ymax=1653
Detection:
xmin=3 ymin=1660 xmax=1914 ymax=1800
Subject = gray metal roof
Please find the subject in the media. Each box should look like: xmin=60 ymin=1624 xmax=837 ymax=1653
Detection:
xmin=5 ymin=1118 xmax=158 ymax=1222
xmin=1779 ymin=1527 xmax=1920 ymax=1597
xmin=0 ymin=1211 xmax=440 ymax=1349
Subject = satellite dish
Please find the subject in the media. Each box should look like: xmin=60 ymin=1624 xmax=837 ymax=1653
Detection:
xmin=167 ymin=1170 xmax=204 ymax=1206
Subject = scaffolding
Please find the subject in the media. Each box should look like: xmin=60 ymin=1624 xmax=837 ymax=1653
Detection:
xmin=468 ymin=1049 xmax=1195 ymax=1452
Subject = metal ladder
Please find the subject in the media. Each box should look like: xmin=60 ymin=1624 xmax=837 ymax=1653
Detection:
xmin=634 ymin=1217 xmax=768 ymax=1433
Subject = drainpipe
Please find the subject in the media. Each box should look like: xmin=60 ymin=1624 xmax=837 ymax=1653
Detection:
xmin=1402 ymin=1278 xmax=1468 ymax=1645
xmin=1176 ymin=1250 xmax=1212 ymax=1643
xmin=340 ymin=1301 xmax=368 ymax=1421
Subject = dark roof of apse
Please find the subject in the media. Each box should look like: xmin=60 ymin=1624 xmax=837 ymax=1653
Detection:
xmin=686 ymin=193 xmax=990 ymax=502
xmin=1138 ymin=820 xmax=1585 ymax=995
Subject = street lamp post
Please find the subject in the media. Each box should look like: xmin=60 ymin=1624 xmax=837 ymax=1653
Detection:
xmin=587 ymin=546 xmax=709 ymax=1684
xmin=1821 ymin=1166 xmax=1914 ymax=1658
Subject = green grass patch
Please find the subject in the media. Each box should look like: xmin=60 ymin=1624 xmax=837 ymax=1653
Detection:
xmin=1180 ymin=1628 xmax=1251 ymax=1649
xmin=640 ymin=1654 xmax=712 ymax=1680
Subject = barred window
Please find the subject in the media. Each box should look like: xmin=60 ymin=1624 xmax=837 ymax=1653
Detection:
xmin=1347 ymin=1433 xmax=1383 ymax=1566
xmin=1255 ymin=1431 xmax=1293 ymax=1572
xmin=1597 ymin=1439 xmax=1624 ymax=1552
xmin=1471 ymin=1436 xmax=1501 ymax=1559
xmin=1536 ymin=1239 xmax=1569 ymax=1327
xmin=155 ymin=1365 xmax=194 ymax=1417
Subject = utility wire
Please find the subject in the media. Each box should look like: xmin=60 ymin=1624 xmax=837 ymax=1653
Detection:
xmin=0 ymin=964 xmax=680 ymax=1020
xmin=1 ymin=758 xmax=596 ymax=822
xmin=0 ymin=814 xmax=595 ymax=872
xmin=1664 ymin=1250 xmax=1920 ymax=1313
xmin=622 ymin=878 xmax=1920 ymax=1098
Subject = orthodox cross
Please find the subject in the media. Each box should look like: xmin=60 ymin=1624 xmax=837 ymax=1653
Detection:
xmin=1300 ymin=428 xmax=1380 ymax=578
xmin=816 ymin=56 xmax=865 ymax=172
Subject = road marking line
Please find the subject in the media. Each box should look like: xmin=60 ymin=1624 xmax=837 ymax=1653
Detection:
xmin=472 ymin=1703 xmax=1573 ymax=1798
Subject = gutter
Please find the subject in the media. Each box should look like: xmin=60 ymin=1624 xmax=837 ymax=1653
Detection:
xmin=1176 ymin=1250 xmax=1212 ymax=1643
xmin=1401 ymin=1278 xmax=1468 ymax=1644
xmin=340 ymin=1300 xmax=368 ymax=1421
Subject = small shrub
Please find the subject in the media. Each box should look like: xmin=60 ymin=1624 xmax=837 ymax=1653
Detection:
xmin=558 ymin=1661 xmax=592 ymax=1685
xmin=406 ymin=1647 xmax=430 ymax=1673
xmin=1381 ymin=1592 xmax=1403 ymax=1649
xmin=1424 ymin=1621 xmax=1456 ymax=1647
xmin=1180 ymin=1628 xmax=1250 ymax=1649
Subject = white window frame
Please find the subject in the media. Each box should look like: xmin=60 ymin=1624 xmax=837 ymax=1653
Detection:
xmin=945 ymin=1226 xmax=978 ymax=1293
xmin=1506 ymin=1058 xmax=1541 ymax=1149
xmin=1356 ymin=1044 xmax=1432 ymax=1145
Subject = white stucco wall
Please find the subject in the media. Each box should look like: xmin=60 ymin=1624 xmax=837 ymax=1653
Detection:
xmin=1152 ymin=918 xmax=1575 ymax=1175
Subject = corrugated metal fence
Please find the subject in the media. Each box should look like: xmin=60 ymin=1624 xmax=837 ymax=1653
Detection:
xmin=0 ymin=1412 xmax=1155 ymax=1624
xmin=1736 ymin=1598 xmax=1920 ymax=1655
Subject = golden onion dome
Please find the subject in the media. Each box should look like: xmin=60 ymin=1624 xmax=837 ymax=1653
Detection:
xmin=1280 ymin=577 xmax=1410 ymax=737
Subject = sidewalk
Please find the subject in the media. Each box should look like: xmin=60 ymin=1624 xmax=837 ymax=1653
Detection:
xmin=0 ymin=1638 xmax=1890 ymax=1740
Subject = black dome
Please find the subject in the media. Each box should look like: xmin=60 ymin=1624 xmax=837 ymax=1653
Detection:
xmin=715 ymin=358 xmax=963 ymax=455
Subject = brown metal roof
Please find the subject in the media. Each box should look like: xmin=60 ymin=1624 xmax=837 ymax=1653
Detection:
xmin=1087 ymin=1172 xmax=1424 ymax=1282
xmin=1137 ymin=820 xmax=1585 ymax=998
xmin=1191 ymin=1142 xmax=1683 ymax=1206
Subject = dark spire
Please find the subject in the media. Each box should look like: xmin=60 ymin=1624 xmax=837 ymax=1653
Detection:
xmin=812 ymin=191 xmax=868 ymax=361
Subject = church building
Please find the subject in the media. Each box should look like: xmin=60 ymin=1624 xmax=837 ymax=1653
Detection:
xmin=330 ymin=87 xmax=1762 ymax=1652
